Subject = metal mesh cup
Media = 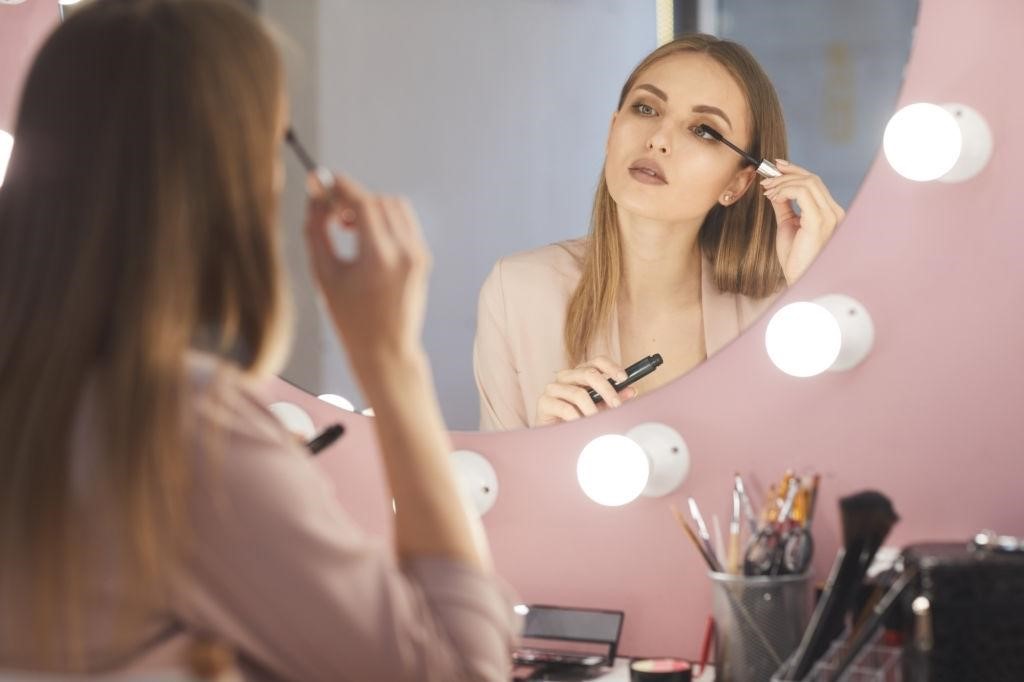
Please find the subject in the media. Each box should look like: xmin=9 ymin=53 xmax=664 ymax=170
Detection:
xmin=709 ymin=572 xmax=810 ymax=682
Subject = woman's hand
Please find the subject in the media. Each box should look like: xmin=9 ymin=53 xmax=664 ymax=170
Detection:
xmin=536 ymin=356 xmax=638 ymax=426
xmin=303 ymin=172 xmax=430 ymax=381
xmin=761 ymin=160 xmax=846 ymax=285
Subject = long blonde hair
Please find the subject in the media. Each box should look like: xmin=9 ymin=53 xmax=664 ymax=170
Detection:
xmin=0 ymin=0 xmax=287 ymax=666
xmin=565 ymin=34 xmax=787 ymax=364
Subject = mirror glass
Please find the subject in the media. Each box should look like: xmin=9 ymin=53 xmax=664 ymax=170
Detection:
xmin=271 ymin=0 xmax=919 ymax=431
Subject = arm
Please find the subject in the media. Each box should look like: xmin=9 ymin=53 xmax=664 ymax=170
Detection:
xmin=304 ymin=175 xmax=489 ymax=569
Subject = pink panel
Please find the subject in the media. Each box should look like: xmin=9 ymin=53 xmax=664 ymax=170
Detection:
xmin=0 ymin=2 xmax=58 ymax=131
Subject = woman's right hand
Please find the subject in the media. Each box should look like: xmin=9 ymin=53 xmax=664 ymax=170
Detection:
xmin=535 ymin=356 xmax=638 ymax=426
xmin=303 ymin=172 xmax=430 ymax=379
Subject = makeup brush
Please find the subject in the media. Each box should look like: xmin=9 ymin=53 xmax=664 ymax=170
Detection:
xmin=695 ymin=124 xmax=782 ymax=178
xmin=784 ymin=490 xmax=899 ymax=680
xmin=285 ymin=127 xmax=336 ymax=192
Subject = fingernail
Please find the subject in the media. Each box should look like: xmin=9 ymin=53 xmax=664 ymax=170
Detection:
xmin=776 ymin=159 xmax=790 ymax=166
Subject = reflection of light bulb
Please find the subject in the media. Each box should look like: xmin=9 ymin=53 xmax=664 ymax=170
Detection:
xmin=577 ymin=435 xmax=650 ymax=506
xmin=883 ymin=103 xmax=961 ymax=182
xmin=765 ymin=302 xmax=841 ymax=377
xmin=0 ymin=130 xmax=13 ymax=188
xmin=59 ymin=0 xmax=83 ymax=5
xmin=268 ymin=401 xmax=316 ymax=440
xmin=361 ymin=407 xmax=375 ymax=417
xmin=318 ymin=393 xmax=355 ymax=411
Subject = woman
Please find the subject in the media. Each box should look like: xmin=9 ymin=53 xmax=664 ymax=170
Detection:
xmin=0 ymin=1 xmax=515 ymax=679
xmin=474 ymin=34 xmax=845 ymax=430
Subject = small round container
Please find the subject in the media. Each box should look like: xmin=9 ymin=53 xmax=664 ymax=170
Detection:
xmin=629 ymin=657 xmax=692 ymax=682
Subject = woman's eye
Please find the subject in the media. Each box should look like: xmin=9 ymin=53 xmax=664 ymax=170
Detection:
xmin=631 ymin=102 xmax=656 ymax=116
xmin=692 ymin=125 xmax=715 ymax=141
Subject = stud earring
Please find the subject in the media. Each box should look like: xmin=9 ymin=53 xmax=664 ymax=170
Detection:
xmin=723 ymin=193 xmax=733 ymax=203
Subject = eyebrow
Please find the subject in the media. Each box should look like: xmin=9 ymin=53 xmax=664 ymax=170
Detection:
xmin=633 ymin=84 xmax=734 ymax=131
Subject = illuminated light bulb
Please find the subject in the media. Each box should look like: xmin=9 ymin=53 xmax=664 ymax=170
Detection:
xmin=576 ymin=435 xmax=649 ymax=507
xmin=318 ymin=393 xmax=355 ymax=411
xmin=883 ymin=103 xmax=961 ymax=182
xmin=884 ymin=103 xmax=991 ymax=183
xmin=0 ymin=130 xmax=13 ymax=188
xmin=765 ymin=302 xmax=842 ymax=378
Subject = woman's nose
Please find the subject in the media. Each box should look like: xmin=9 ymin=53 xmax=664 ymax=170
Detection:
xmin=646 ymin=133 xmax=670 ymax=155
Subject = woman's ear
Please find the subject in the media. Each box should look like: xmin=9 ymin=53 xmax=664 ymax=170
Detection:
xmin=720 ymin=166 xmax=756 ymax=206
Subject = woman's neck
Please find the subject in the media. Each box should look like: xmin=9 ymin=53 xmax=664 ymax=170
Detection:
xmin=616 ymin=208 xmax=703 ymax=309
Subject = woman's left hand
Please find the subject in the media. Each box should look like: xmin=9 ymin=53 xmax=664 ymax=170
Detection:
xmin=760 ymin=160 xmax=846 ymax=285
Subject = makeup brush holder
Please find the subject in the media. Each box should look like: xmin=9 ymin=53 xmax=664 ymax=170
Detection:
xmin=709 ymin=572 xmax=810 ymax=682
xmin=771 ymin=629 xmax=902 ymax=681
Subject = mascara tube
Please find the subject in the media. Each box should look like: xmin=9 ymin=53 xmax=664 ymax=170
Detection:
xmin=588 ymin=353 xmax=663 ymax=404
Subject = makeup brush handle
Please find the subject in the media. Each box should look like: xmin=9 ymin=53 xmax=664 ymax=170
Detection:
xmin=787 ymin=548 xmax=848 ymax=680
xmin=826 ymin=567 xmax=918 ymax=682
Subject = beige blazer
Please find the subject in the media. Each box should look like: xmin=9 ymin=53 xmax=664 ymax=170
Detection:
xmin=473 ymin=239 xmax=781 ymax=431
xmin=1 ymin=352 xmax=517 ymax=681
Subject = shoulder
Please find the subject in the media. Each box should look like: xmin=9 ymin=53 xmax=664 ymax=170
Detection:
xmin=183 ymin=351 xmax=300 ymax=460
xmin=481 ymin=238 xmax=587 ymax=299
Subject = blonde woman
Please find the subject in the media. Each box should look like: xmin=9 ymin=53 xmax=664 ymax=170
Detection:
xmin=0 ymin=1 xmax=515 ymax=679
xmin=474 ymin=35 xmax=845 ymax=430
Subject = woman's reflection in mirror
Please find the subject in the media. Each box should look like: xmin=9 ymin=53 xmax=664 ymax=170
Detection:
xmin=474 ymin=34 xmax=845 ymax=430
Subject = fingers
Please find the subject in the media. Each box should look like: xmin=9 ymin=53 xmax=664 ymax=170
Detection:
xmin=555 ymin=364 xmax=622 ymax=407
xmin=586 ymin=355 xmax=629 ymax=383
xmin=760 ymin=169 xmax=842 ymax=238
xmin=766 ymin=161 xmax=846 ymax=223
xmin=535 ymin=357 xmax=639 ymax=425
xmin=544 ymin=383 xmax=600 ymax=419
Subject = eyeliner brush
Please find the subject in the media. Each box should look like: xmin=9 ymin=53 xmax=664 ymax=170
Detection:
xmin=695 ymin=124 xmax=782 ymax=178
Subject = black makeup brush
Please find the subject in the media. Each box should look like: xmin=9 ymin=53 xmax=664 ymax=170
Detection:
xmin=784 ymin=491 xmax=899 ymax=680
xmin=694 ymin=124 xmax=782 ymax=178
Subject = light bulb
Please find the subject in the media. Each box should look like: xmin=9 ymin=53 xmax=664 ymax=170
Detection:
xmin=765 ymin=302 xmax=842 ymax=377
xmin=318 ymin=393 xmax=355 ymax=411
xmin=0 ymin=130 xmax=13 ymax=188
xmin=576 ymin=434 xmax=650 ymax=507
xmin=883 ymin=103 xmax=961 ymax=182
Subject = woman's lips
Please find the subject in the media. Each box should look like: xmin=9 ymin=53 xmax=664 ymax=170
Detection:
xmin=628 ymin=167 xmax=668 ymax=185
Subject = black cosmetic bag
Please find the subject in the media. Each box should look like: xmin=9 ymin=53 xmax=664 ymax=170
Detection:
xmin=900 ymin=540 xmax=1024 ymax=682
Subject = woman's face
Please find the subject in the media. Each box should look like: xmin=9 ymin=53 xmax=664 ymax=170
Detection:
xmin=605 ymin=52 xmax=755 ymax=224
